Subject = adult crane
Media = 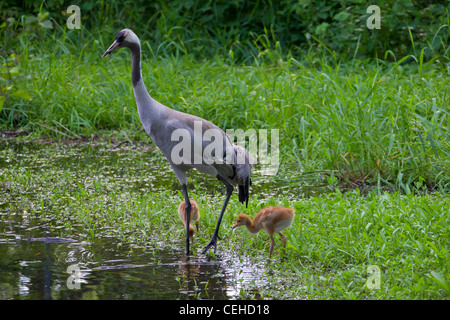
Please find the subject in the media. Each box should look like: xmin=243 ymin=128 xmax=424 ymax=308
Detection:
xmin=102 ymin=29 xmax=253 ymax=255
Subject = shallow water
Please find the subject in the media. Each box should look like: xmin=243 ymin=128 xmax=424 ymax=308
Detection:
xmin=0 ymin=140 xmax=325 ymax=300
xmin=0 ymin=217 xmax=266 ymax=299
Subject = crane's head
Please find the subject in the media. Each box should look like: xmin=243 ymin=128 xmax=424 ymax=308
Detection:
xmin=102 ymin=29 xmax=140 ymax=58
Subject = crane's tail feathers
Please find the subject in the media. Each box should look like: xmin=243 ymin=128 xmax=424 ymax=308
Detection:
xmin=233 ymin=145 xmax=253 ymax=208
xmin=238 ymin=176 xmax=251 ymax=208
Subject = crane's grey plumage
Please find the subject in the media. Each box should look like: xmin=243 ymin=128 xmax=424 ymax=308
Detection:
xmin=103 ymin=29 xmax=253 ymax=255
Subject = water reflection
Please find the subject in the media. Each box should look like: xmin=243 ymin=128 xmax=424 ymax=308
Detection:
xmin=0 ymin=208 xmax=262 ymax=300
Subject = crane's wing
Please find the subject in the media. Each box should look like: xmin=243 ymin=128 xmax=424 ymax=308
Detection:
xmin=150 ymin=107 xmax=254 ymax=206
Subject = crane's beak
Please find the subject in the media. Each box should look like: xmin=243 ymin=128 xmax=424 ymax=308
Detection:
xmin=102 ymin=40 xmax=120 ymax=58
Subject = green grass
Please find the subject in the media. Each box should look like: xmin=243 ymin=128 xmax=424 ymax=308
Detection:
xmin=2 ymin=27 xmax=449 ymax=192
xmin=282 ymin=191 xmax=449 ymax=299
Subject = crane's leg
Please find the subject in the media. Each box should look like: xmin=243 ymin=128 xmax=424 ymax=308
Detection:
xmin=182 ymin=184 xmax=192 ymax=255
xmin=202 ymin=176 xmax=233 ymax=254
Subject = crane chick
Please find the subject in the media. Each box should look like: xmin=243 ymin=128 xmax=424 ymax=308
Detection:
xmin=232 ymin=206 xmax=295 ymax=257
xmin=178 ymin=199 xmax=200 ymax=243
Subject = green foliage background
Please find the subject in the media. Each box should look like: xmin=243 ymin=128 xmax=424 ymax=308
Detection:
xmin=2 ymin=0 xmax=449 ymax=60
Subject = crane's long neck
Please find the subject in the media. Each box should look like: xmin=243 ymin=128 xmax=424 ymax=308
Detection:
xmin=129 ymin=42 xmax=161 ymax=134
xmin=130 ymin=43 xmax=143 ymax=87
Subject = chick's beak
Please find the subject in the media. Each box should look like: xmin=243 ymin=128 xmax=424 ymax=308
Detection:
xmin=102 ymin=40 xmax=120 ymax=58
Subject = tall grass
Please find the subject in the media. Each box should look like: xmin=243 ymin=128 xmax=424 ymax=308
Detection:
xmin=1 ymin=24 xmax=449 ymax=192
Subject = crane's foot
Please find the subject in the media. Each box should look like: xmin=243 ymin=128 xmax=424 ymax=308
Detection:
xmin=202 ymin=235 xmax=219 ymax=255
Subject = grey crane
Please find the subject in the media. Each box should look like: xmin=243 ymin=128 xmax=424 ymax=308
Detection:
xmin=102 ymin=29 xmax=253 ymax=255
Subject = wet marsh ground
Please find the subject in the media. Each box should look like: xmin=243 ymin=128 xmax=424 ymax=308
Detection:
xmin=0 ymin=138 xmax=448 ymax=299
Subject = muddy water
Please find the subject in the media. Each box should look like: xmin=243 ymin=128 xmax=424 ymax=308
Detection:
xmin=0 ymin=140 xmax=325 ymax=300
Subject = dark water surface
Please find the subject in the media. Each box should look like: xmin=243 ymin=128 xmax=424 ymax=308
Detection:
xmin=0 ymin=140 xmax=326 ymax=300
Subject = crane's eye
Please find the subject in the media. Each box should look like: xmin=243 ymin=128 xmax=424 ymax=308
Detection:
xmin=115 ymin=32 xmax=125 ymax=43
